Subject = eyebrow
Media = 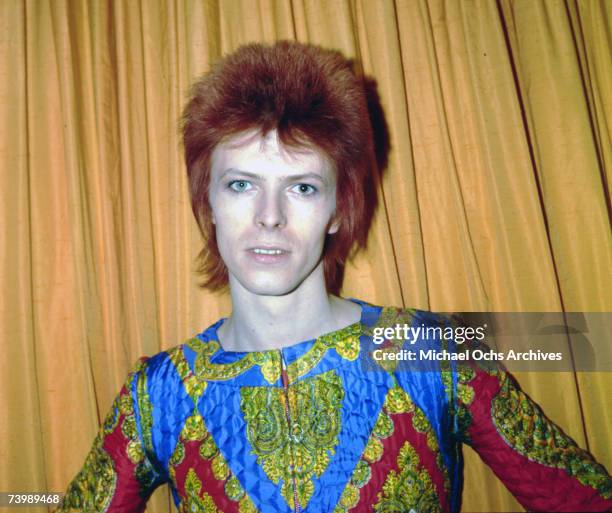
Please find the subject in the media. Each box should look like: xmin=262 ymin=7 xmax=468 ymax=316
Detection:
xmin=221 ymin=168 xmax=329 ymax=184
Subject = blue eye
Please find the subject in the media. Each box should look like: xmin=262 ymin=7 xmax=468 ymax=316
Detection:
xmin=228 ymin=180 xmax=252 ymax=192
xmin=292 ymin=183 xmax=317 ymax=195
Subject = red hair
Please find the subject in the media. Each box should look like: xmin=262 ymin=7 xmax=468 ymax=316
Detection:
xmin=182 ymin=41 xmax=374 ymax=292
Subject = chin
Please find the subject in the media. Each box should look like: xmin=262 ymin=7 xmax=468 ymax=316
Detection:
xmin=240 ymin=276 xmax=302 ymax=297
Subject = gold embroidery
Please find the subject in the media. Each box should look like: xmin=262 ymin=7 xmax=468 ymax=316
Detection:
xmin=407 ymin=395 xmax=451 ymax=494
xmin=58 ymin=435 xmax=116 ymax=512
xmin=127 ymin=440 xmax=144 ymax=464
xmin=224 ymin=476 xmax=245 ymax=501
xmin=492 ymin=371 xmax=612 ymax=499
xmin=179 ymin=468 xmax=221 ymax=513
xmin=135 ymin=368 xmax=154 ymax=454
xmin=384 ymin=386 xmax=414 ymax=415
xmin=339 ymin=484 xmax=360 ymax=509
xmin=212 ymin=453 xmax=230 ymax=480
xmin=452 ymin=364 xmax=476 ymax=443
xmin=166 ymin=399 xmax=257 ymax=512
xmin=240 ymin=370 xmax=343 ymax=509
xmin=361 ymin=307 xmax=416 ymax=340
xmin=169 ymin=441 xmax=185 ymax=469
xmin=193 ymin=340 xmax=281 ymax=384
xmin=199 ymin=435 xmax=218 ymax=460
xmin=374 ymin=441 xmax=442 ymax=512
xmin=182 ymin=414 xmax=208 ymax=442
xmin=238 ymin=496 xmax=258 ymax=513
xmin=168 ymin=345 xmax=208 ymax=402
xmin=120 ymin=414 xmax=137 ymax=440
xmin=190 ymin=320 xmax=362 ymax=384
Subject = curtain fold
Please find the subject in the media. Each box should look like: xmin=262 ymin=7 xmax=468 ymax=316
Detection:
xmin=1 ymin=1 xmax=610 ymax=511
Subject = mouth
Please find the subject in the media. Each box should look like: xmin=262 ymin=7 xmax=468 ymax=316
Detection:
xmin=247 ymin=246 xmax=290 ymax=263
xmin=252 ymin=248 xmax=285 ymax=255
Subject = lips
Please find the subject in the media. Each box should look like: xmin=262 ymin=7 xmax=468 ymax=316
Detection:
xmin=246 ymin=246 xmax=290 ymax=264
xmin=252 ymin=248 xmax=285 ymax=255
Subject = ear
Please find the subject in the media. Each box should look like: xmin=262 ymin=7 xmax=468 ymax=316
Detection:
xmin=328 ymin=216 xmax=340 ymax=235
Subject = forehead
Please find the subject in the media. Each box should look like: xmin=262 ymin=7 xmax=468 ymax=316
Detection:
xmin=210 ymin=130 xmax=335 ymax=181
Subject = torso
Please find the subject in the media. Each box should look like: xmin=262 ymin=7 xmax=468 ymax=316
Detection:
xmin=137 ymin=300 xmax=460 ymax=512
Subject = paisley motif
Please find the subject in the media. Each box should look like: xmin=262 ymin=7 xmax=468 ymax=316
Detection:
xmin=169 ymin=345 xmax=208 ymax=403
xmin=101 ymin=398 xmax=120 ymax=436
xmin=286 ymin=323 xmax=361 ymax=381
xmin=136 ymin=372 xmax=153 ymax=453
xmin=182 ymin=414 xmax=208 ymax=442
xmin=59 ymin=436 xmax=116 ymax=512
xmin=453 ymin=364 xmax=476 ymax=443
xmin=492 ymin=371 xmax=612 ymax=499
xmin=240 ymin=370 xmax=343 ymax=509
xmin=192 ymin=338 xmax=282 ymax=384
xmin=373 ymin=441 xmax=442 ymax=512
xmin=336 ymin=383 xmax=450 ymax=512
xmin=179 ymin=468 xmax=220 ymax=513
xmin=189 ymin=321 xmax=361 ymax=384
xmin=167 ymin=405 xmax=256 ymax=512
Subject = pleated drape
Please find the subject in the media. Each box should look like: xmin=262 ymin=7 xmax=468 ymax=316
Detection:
xmin=0 ymin=1 xmax=610 ymax=512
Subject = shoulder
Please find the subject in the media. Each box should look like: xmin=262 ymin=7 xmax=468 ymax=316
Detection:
xmin=362 ymin=302 xmax=454 ymax=335
xmin=128 ymin=331 xmax=219 ymax=389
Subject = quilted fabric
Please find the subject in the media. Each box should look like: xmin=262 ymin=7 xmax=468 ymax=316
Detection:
xmin=56 ymin=299 xmax=612 ymax=512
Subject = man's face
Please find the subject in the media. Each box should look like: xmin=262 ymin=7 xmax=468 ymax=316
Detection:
xmin=208 ymin=130 xmax=339 ymax=297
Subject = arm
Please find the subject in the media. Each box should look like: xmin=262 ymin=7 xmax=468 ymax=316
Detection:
xmin=453 ymin=362 xmax=612 ymax=512
xmin=56 ymin=359 xmax=163 ymax=512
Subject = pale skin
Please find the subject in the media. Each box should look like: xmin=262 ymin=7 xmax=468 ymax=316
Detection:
xmin=207 ymin=129 xmax=361 ymax=353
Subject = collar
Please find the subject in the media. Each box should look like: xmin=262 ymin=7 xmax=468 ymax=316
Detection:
xmin=185 ymin=298 xmax=383 ymax=386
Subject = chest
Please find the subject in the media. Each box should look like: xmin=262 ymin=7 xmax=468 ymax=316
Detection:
xmin=152 ymin=364 xmax=453 ymax=513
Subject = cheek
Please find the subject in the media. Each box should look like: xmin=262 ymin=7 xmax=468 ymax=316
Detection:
xmin=212 ymin=198 xmax=245 ymax=225
xmin=211 ymin=206 xmax=241 ymax=246
xmin=296 ymin=212 xmax=334 ymax=248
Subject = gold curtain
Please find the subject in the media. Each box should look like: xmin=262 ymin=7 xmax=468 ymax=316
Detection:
xmin=1 ymin=1 xmax=610 ymax=511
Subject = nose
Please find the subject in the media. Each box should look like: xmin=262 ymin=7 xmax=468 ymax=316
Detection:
xmin=255 ymin=189 xmax=286 ymax=229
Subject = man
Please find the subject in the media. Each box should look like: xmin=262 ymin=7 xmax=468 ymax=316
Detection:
xmin=57 ymin=41 xmax=611 ymax=513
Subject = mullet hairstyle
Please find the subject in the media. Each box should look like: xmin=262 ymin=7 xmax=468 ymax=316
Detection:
xmin=182 ymin=41 xmax=374 ymax=292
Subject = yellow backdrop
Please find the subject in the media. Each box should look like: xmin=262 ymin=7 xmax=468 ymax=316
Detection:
xmin=1 ymin=1 xmax=610 ymax=512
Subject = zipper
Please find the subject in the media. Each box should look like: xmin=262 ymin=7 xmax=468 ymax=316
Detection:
xmin=280 ymin=350 xmax=301 ymax=513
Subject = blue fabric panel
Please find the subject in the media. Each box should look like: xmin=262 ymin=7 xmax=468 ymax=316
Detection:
xmin=391 ymin=310 xmax=462 ymax=513
xmin=303 ymin=363 xmax=391 ymax=512
xmin=201 ymin=382 xmax=293 ymax=513
xmin=146 ymin=352 xmax=194 ymax=472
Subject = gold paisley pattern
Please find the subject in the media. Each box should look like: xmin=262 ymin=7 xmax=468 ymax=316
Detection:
xmin=361 ymin=307 xmax=416 ymax=340
xmin=384 ymin=385 xmax=415 ymax=415
xmin=240 ymin=370 xmax=343 ymax=509
xmin=183 ymin=414 xmax=208 ymax=442
xmin=189 ymin=320 xmax=361 ymax=385
xmin=168 ymin=409 xmax=258 ymax=512
xmin=389 ymin=384 xmax=450 ymax=494
xmin=190 ymin=338 xmax=282 ymax=384
xmin=286 ymin=323 xmax=361 ymax=381
xmin=169 ymin=345 xmax=208 ymax=403
xmin=119 ymin=372 xmax=161 ymax=493
xmin=60 ymin=361 xmax=156 ymax=511
xmin=102 ymin=397 xmax=120 ymax=436
xmin=373 ymin=441 xmax=442 ymax=513
xmin=364 ymin=308 xmax=418 ymax=373
xmin=410 ymin=406 xmax=449 ymax=492
xmin=452 ymin=364 xmax=476 ymax=443
xmin=58 ymin=435 xmax=116 ymax=512
xmin=334 ymin=383 xmax=450 ymax=513
xmin=335 ymin=387 xmax=402 ymax=512
xmin=492 ymin=371 xmax=612 ymax=499
xmin=178 ymin=469 xmax=220 ymax=513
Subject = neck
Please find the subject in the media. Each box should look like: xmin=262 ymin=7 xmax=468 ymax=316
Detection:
xmin=217 ymin=264 xmax=360 ymax=352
